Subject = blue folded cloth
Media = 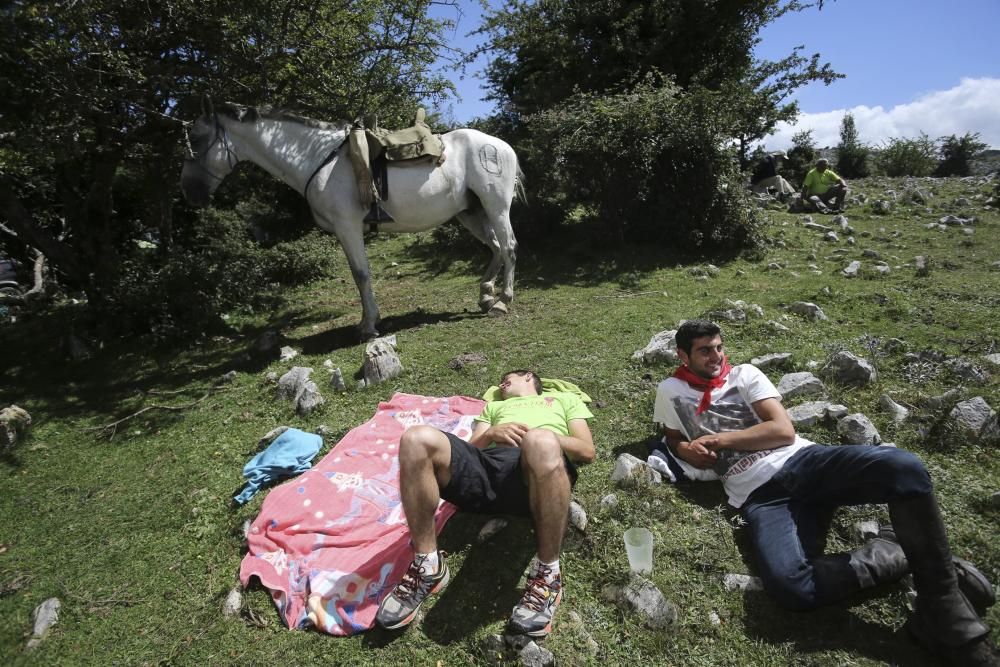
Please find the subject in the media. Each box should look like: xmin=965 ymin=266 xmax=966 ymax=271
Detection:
xmin=234 ymin=428 xmax=322 ymax=505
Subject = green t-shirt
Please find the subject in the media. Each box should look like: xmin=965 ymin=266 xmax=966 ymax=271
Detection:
xmin=802 ymin=168 xmax=842 ymax=196
xmin=474 ymin=392 xmax=593 ymax=446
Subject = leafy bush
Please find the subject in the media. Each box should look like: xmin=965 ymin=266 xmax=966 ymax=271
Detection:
xmin=835 ymin=113 xmax=871 ymax=178
xmin=108 ymin=207 xmax=338 ymax=339
xmin=936 ymin=132 xmax=989 ymax=177
xmin=521 ymin=77 xmax=764 ymax=251
xmin=785 ymin=129 xmax=817 ymax=187
xmin=875 ymin=134 xmax=937 ymax=176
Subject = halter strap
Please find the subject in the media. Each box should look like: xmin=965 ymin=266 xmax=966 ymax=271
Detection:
xmin=303 ymin=136 xmax=349 ymax=203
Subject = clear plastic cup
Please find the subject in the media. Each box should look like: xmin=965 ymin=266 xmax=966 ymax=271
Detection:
xmin=623 ymin=527 xmax=653 ymax=574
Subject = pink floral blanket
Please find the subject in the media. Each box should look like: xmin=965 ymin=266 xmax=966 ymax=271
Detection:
xmin=238 ymin=392 xmax=484 ymax=635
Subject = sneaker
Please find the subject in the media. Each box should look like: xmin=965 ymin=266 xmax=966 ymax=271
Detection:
xmin=508 ymin=565 xmax=562 ymax=637
xmin=375 ymin=552 xmax=449 ymax=630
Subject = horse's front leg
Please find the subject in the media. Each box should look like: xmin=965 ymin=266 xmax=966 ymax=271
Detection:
xmin=336 ymin=225 xmax=381 ymax=340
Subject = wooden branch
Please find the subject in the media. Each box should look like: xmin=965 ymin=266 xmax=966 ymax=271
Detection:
xmin=84 ymin=386 xmax=229 ymax=439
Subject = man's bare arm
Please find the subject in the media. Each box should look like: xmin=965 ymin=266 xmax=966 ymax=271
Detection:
xmin=692 ymin=397 xmax=796 ymax=452
xmin=469 ymin=420 xmax=530 ymax=448
xmin=662 ymin=426 xmax=717 ymax=469
xmin=557 ymin=419 xmax=595 ymax=463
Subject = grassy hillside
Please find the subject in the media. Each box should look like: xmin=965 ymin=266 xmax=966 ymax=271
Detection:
xmin=1 ymin=175 xmax=998 ymax=666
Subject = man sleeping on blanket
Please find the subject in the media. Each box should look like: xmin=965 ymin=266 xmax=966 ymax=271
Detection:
xmin=375 ymin=370 xmax=595 ymax=638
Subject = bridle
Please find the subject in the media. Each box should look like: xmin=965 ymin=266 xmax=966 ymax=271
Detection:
xmin=184 ymin=113 xmax=238 ymax=184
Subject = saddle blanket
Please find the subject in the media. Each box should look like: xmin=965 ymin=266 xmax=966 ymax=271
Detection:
xmin=238 ymin=392 xmax=484 ymax=635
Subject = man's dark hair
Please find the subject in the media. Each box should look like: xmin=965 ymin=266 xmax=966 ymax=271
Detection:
xmin=675 ymin=320 xmax=722 ymax=354
xmin=502 ymin=369 xmax=542 ymax=394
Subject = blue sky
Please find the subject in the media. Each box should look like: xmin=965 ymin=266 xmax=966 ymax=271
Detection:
xmin=428 ymin=0 xmax=1000 ymax=148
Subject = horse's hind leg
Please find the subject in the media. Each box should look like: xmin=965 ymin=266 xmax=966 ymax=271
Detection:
xmin=456 ymin=209 xmax=503 ymax=313
xmin=478 ymin=202 xmax=517 ymax=316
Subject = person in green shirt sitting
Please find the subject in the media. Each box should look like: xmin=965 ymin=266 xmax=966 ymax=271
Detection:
xmin=801 ymin=158 xmax=849 ymax=213
xmin=375 ymin=370 xmax=595 ymax=638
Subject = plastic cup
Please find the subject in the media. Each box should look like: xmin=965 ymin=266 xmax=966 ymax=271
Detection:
xmin=623 ymin=527 xmax=653 ymax=575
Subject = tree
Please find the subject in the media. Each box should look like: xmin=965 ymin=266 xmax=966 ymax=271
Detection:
xmin=875 ymin=133 xmax=938 ymax=177
xmin=471 ymin=0 xmax=840 ymax=246
xmin=936 ymin=132 xmax=989 ymax=177
xmin=835 ymin=112 xmax=870 ymax=178
xmin=781 ymin=129 xmax=816 ymax=186
xmin=0 ymin=0 xmax=455 ymax=327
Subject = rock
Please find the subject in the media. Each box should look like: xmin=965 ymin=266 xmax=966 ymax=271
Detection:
xmin=879 ymin=394 xmax=910 ymax=423
xmin=832 ymin=214 xmax=849 ymax=229
xmin=600 ymin=493 xmax=619 ymax=512
xmin=842 ymin=260 xmax=861 ymax=277
xmin=862 ymin=249 xmax=880 ymax=259
xmin=611 ymin=454 xmax=662 ymax=488
xmin=0 ymin=405 xmax=31 ymax=449
xmin=882 ymin=338 xmax=907 ymax=354
xmin=702 ymin=308 xmax=746 ymax=323
xmin=222 ymin=587 xmax=242 ymax=617
xmin=568 ymin=501 xmax=588 ymax=531
xmin=709 ymin=611 xmax=722 ymax=626
xmin=944 ymin=358 xmax=989 ymax=384
xmin=723 ymin=574 xmax=764 ymax=592
xmin=837 ymin=413 xmax=881 ymax=445
xmin=915 ymin=255 xmax=930 ymax=277
xmin=264 ymin=371 xmax=279 ymax=382
xmin=766 ymin=262 xmax=782 ymax=271
xmin=786 ymin=401 xmax=848 ymax=428
xmin=777 ymin=372 xmax=826 ymax=399
xmin=26 ymin=597 xmax=60 ymax=650
xmin=873 ymin=264 xmax=891 ymax=275
xmin=362 ymin=335 xmax=403 ymax=385
xmin=279 ymin=346 xmax=299 ymax=362
xmin=478 ymin=517 xmax=509 ymax=543
xmin=602 ymin=575 xmax=678 ymax=630
xmin=991 ymin=491 xmax=1000 ymax=509
xmin=448 ymin=352 xmax=487 ymax=370
xmin=765 ymin=320 xmax=791 ymax=333
xmin=947 ymin=397 xmax=999 ymax=443
xmin=804 ymin=222 xmax=832 ymax=232
xmin=750 ymin=352 xmax=792 ymax=370
xmin=330 ymin=368 xmax=347 ymax=392
xmin=787 ymin=302 xmax=828 ymax=321
xmin=821 ymin=350 xmax=877 ymax=386
xmin=722 ymin=299 xmax=764 ymax=319
xmin=855 ymin=520 xmax=880 ymax=541
xmin=824 ymin=231 xmax=839 ymax=243
xmin=633 ymin=330 xmax=679 ymax=365
xmin=984 ymin=353 xmax=1000 ymax=369
xmin=251 ymin=330 xmax=281 ymax=358
xmin=518 ymin=641 xmax=555 ymax=667
xmin=219 ymin=370 xmax=238 ymax=384
xmin=277 ymin=367 xmax=313 ymax=401
xmin=923 ymin=388 xmax=962 ymax=412
xmin=296 ymin=381 xmax=325 ymax=415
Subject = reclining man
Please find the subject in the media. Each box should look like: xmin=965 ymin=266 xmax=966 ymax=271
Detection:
xmin=376 ymin=370 xmax=595 ymax=637
xmin=653 ymin=320 xmax=997 ymax=666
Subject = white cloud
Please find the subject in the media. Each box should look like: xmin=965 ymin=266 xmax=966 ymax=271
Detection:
xmin=763 ymin=77 xmax=1000 ymax=151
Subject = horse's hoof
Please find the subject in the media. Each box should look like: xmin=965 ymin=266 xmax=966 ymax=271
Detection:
xmin=478 ymin=296 xmax=496 ymax=313
xmin=487 ymin=302 xmax=509 ymax=317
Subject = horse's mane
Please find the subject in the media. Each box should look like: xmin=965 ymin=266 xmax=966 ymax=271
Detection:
xmin=215 ymin=102 xmax=351 ymax=132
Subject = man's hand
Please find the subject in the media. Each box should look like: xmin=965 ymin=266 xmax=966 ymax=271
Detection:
xmin=676 ymin=440 xmax=718 ymax=469
xmin=486 ymin=422 xmax=530 ymax=447
xmin=690 ymin=434 xmax=723 ymax=451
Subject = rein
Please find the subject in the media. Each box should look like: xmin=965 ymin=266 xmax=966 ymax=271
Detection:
xmin=303 ymin=134 xmax=349 ymax=203
xmin=187 ymin=114 xmax=238 ymax=183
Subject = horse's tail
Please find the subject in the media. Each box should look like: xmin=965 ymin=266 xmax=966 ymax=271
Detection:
xmin=514 ymin=162 xmax=527 ymax=204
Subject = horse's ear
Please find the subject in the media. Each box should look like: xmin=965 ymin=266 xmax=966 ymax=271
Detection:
xmin=201 ymin=94 xmax=214 ymax=118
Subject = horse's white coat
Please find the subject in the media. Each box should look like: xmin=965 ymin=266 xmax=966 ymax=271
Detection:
xmin=181 ymin=108 xmax=521 ymax=338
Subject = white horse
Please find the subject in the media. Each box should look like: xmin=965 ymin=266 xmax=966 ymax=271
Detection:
xmin=180 ymin=100 xmax=522 ymax=340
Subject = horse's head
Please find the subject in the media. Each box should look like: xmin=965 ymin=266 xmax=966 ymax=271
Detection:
xmin=181 ymin=97 xmax=253 ymax=207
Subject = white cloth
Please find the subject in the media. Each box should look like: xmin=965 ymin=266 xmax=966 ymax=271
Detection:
xmin=653 ymin=364 xmax=813 ymax=507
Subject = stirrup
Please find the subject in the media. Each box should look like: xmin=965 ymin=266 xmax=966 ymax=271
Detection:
xmin=364 ymin=202 xmax=394 ymax=224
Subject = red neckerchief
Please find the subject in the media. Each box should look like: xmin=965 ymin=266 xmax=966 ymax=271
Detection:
xmin=673 ymin=357 xmax=733 ymax=415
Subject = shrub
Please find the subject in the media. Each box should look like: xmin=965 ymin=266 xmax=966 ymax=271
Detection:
xmin=936 ymin=132 xmax=989 ymax=177
xmin=785 ymin=129 xmax=817 ymax=187
xmin=835 ymin=113 xmax=871 ymax=178
xmin=521 ymin=77 xmax=765 ymax=252
xmin=875 ymin=134 xmax=937 ymax=177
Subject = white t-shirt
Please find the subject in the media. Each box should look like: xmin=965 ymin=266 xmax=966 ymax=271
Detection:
xmin=653 ymin=364 xmax=813 ymax=507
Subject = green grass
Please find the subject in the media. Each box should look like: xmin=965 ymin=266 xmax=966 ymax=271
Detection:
xmin=1 ymin=175 xmax=998 ymax=665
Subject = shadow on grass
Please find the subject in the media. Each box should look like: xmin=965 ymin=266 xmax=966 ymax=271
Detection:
xmin=426 ymin=514 xmax=536 ymax=644
xmin=288 ymin=308 xmax=479 ymax=356
xmin=741 ymin=590 xmax=932 ymax=665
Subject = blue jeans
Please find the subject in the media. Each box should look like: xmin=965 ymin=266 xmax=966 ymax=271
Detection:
xmin=740 ymin=445 xmax=933 ymax=610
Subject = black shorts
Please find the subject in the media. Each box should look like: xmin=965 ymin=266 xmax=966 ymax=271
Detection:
xmin=439 ymin=431 xmax=579 ymax=516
